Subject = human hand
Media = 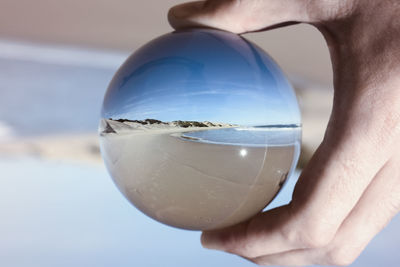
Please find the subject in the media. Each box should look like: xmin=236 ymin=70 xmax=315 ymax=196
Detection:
xmin=168 ymin=1 xmax=400 ymax=266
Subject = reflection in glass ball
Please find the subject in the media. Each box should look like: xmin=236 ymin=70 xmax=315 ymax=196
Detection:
xmin=99 ymin=29 xmax=301 ymax=230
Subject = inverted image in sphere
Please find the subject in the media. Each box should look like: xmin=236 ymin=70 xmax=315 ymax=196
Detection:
xmin=99 ymin=28 xmax=301 ymax=230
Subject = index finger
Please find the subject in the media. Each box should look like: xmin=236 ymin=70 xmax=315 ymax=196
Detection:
xmin=168 ymin=0 xmax=311 ymax=34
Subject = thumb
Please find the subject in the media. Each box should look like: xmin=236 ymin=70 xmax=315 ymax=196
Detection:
xmin=168 ymin=0 xmax=310 ymax=34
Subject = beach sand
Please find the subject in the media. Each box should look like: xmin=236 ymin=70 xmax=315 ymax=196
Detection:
xmin=100 ymin=127 xmax=299 ymax=230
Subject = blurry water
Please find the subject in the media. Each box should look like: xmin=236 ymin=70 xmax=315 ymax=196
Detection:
xmin=0 ymin=58 xmax=115 ymax=137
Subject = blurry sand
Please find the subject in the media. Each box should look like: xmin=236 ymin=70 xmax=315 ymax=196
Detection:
xmin=0 ymin=134 xmax=102 ymax=164
xmin=100 ymin=127 xmax=297 ymax=230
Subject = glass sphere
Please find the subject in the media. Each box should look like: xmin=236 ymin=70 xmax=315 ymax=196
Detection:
xmin=99 ymin=28 xmax=301 ymax=230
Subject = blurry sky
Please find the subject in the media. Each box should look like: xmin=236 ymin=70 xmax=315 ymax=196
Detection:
xmin=0 ymin=0 xmax=333 ymax=85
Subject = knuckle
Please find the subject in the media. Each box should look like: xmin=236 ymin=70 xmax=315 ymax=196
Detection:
xmin=225 ymin=240 xmax=250 ymax=257
xmin=204 ymin=0 xmax=260 ymax=33
xmin=307 ymin=0 xmax=357 ymax=21
xmin=298 ymin=229 xmax=333 ymax=248
xmin=250 ymin=257 xmax=267 ymax=266
xmin=281 ymin=220 xmax=335 ymax=248
xmin=325 ymin=247 xmax=358 ymax=266
xmin=214 ymin=229 xmax=253 ymax=257
xmin=376 ymin=108 xmax=400 ymax=147
xmin=222 ymin=220 xmax=268 ymax=258
xmin=280 ymin=225 xmax=299 ymax=246
xmin=216 ymin=233 xmax=242 ymax=253
xmin=228 ymin=233 xmax=259 ymax=258
xmin=241 ymin=245 xmax=267 ymax=259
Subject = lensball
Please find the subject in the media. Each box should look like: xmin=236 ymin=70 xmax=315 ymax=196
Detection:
xmin=99 ymin=28 xmax=301 ymax=230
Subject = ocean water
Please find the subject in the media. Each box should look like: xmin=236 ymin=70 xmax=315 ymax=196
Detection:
xmin=181 ymin=126 xmax=301 ymax=146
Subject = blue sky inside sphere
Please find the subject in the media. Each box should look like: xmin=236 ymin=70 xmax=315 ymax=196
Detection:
xmin=102 ymin=29 xmax=301 ymax=126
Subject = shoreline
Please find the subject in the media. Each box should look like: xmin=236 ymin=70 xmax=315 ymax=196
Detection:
xmin=102 ymin=119 xmax=301 ymax=147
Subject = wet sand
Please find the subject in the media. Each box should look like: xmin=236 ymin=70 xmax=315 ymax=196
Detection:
xmin=100 ymin=129 xmax=299 ymax=230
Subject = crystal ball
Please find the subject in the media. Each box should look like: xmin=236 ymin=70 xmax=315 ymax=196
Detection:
xmin=99 ymin=29 xmax=301 ymax=230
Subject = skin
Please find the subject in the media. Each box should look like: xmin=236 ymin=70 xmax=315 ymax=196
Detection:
xmin=168 ymin=0 xmax=400 ymax=266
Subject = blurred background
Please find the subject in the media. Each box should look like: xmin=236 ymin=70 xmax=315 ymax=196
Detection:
xmin=0 ymin=0 xmax=398 ymax=266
